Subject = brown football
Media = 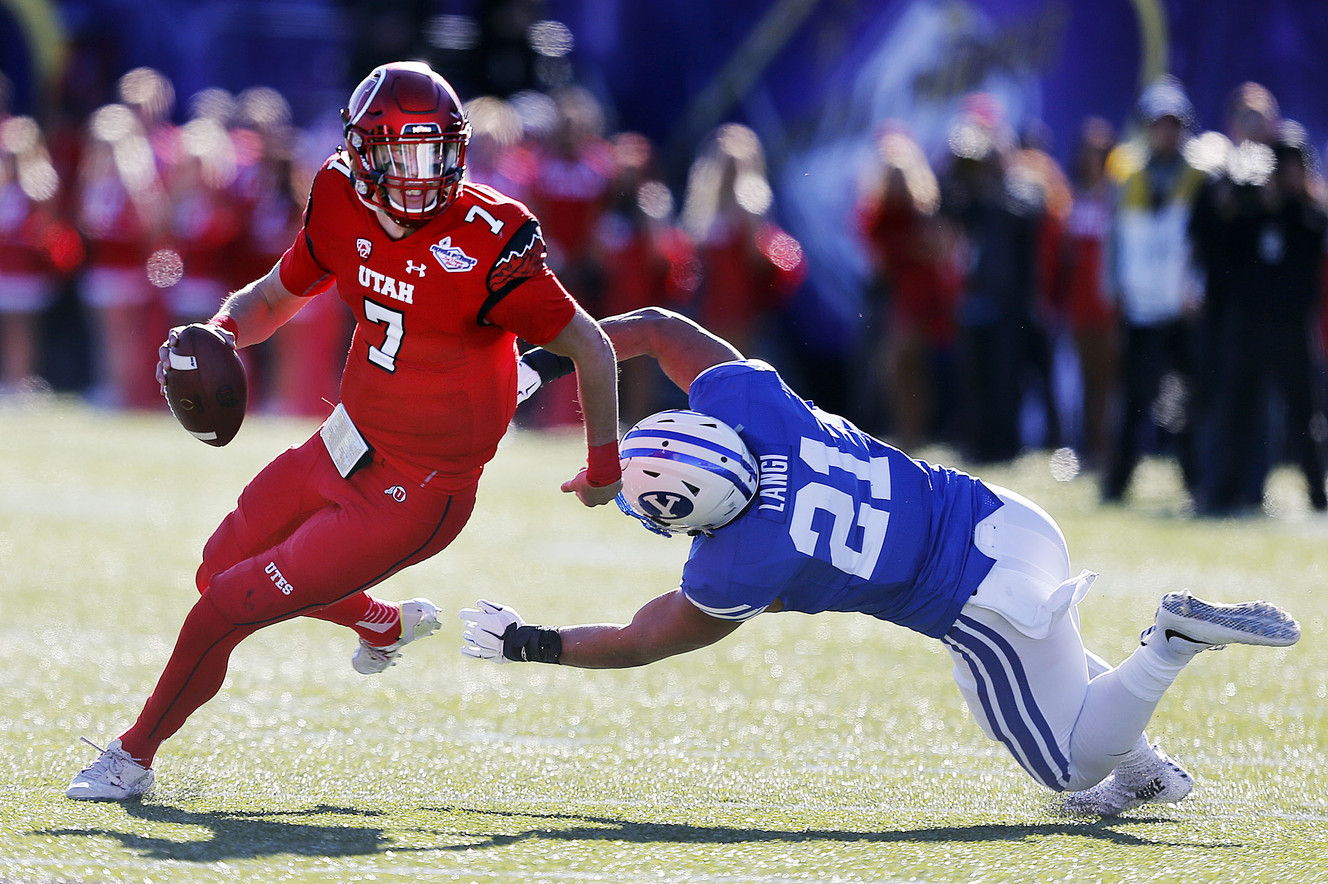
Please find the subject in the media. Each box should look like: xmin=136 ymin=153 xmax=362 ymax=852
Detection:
xmin=164 ymin=324 xmax=247 ymax=447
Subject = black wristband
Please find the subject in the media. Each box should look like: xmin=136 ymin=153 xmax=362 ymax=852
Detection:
xmin=521 ymin=348 xmax=576 ymax=384
xmin=502 ymin=624 xmax=563 ymax=663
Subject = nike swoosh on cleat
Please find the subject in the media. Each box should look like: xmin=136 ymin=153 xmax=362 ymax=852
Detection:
xmin=1164 ymin=628 xmax=1203 ymax=643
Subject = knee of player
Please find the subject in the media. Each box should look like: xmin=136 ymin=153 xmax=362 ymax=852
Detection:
xmin=197 ymin=531 xmax=236 ymax=594
xmin=200 ymin=585 xmax=248 ymax=626
xmin=195 ymin=560 xmax=212 ymax=595
xmin=203 ymin=562 xmax=293 ymax=626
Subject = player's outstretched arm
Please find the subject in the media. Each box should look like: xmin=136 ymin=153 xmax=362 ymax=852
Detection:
xmin=515 ymin=308 xmax=743 ymax=403
xmin=598 ymin=307 xmax=743 ymax=394
xmin=541 ymin=304 xmax=623 ymax=506
xmin=460 ymin=590 xmax=741 ymax=669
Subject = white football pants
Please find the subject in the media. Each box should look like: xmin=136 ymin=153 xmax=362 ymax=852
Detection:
xmin=942 ymin=485 xmax=1179 ymax=791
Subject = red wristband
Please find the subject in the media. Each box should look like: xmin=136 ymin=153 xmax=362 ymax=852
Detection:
xmin=585 ymin=440 xmax=622 ymax=487
xmin=207 ymin=314 xmax=239 ymax=338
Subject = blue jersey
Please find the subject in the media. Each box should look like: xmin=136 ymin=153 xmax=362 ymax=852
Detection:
xmin=680 ymin=361 xmax=1001 ymax=638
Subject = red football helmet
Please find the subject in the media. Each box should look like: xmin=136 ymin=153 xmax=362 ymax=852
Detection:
xmin=342 ymin=62 xmax=471 ymax=226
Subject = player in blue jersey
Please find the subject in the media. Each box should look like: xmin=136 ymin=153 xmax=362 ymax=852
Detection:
xmin=464 ymin=307 xmax=1301 ymax=815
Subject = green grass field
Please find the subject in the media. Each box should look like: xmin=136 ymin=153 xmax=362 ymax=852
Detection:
xmin=2 ymin=399 xmax=1326 ymax=883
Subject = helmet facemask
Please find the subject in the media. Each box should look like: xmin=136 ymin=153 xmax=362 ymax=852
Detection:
xmin=345 ymin=124 xmax=469 ymax=226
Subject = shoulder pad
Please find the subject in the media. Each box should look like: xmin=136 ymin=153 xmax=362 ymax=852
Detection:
xmin=462 ymin=182 xmax=534 ymax=219
xmin=325 ymin=152 xmax=353 ymax=179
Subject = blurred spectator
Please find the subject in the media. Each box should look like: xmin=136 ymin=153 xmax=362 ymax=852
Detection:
xmin=1195 ymin=112 xmax=1328 ymax=512
xmin=0 ymin=117 xmax=76 ymax=394
xmin=522 ymin=86 xmax=614 ymax=427
xmin=464 ymin=95 xmax=531 ymax=200
xmin=229 ymin=87 xmax=297 ymax=285
xmin=1010 ymin=130 xmax=1074 ymax=450
xmin=1188 ymin=82 xmax=1327 ymax=513
xmin=74 ymin=102 xmax=170 ymax=409
xmin=162 ymin=117 xmax=241 ymax=325
xmin=1100 ymin=77 xmax=1205 ymax=503
xmin=938 ymin=95 xmax=1043 ymax=463
xmin=593 ymin=130 xmax=698 ymax=422
xmin=680 ymin=122 xmax=805 ymax=359
xmin=854 ymin=124 xmax=960 ymax=448
xmin=231 ymin=86 xmax=343 ymax=417
xmin=118 ymin=67 xmax=179 ymax=172
xmin=1189 ymin=84 xmax=1280 ymax=509
xmin=527 ymin=85 xmax=613 ymax=309
xmin=1058 ymin=117 xmax=1119 ymax=470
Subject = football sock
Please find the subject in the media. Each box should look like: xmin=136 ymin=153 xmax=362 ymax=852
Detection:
xmin=1111 ymin=734 xmax=1159 ymax=778
xmin=119 ymin=594 xmax=257 ymax=767
xmin=1111 ymin=641 xmax=1190 ymax=702
xmin=308 ymin=593 xmax=401 ymax=645
xmin=1070 ymin=668 xmax=1167 ymax=788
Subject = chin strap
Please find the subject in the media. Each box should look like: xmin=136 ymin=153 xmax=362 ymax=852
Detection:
xmin=616 ymin=492 xmax=677 ymax=537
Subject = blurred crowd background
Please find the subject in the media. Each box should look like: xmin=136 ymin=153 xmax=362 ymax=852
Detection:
xmin=5 ymin=0 xmax=1328 ymax=516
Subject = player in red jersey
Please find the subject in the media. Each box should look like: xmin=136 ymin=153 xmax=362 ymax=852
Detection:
xmin=67 ymin=62 xmax=622 ymax=801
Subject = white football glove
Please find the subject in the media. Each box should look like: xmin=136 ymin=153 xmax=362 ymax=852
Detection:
xmin=459 ymin=599 xmax=525 ymax=663
xmin=515 ymin=359 xmax=542 ymax=405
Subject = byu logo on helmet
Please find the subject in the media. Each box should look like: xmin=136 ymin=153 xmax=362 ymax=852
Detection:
xmin=616 ymin=409 xmax=759 ymax=536
xmin=637 ymin=491 xmax=694 ymax=521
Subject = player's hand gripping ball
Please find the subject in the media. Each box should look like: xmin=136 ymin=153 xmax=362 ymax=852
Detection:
xmin=163 ymin=324 xmax=247 ymax=447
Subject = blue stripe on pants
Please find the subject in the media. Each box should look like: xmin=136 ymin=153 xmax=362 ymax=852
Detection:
xmin=945 ymin=613 xmax=1071 ymax=789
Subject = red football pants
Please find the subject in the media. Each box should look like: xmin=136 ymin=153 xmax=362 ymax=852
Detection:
xmin=119 ymin=432 xmax=476 ymax=764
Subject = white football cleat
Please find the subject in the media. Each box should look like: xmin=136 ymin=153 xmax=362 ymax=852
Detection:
xmin=1062 ymin=744 xmax=1194 ymax=816
xmin=66 ymin=738 xmax=155 ymax=801
xmin=352 ymin=598 xmax=440 ymax=674
xmin=1140 ymin=591 xmax=1301 ymax=656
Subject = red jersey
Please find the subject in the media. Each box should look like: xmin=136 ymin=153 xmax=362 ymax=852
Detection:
xmin=77 ymin=174 xmax=155 ymax=269
xmin=857 ymin=197 xmax=960 ymax=345
xmin=696 ymin=216 xmax=805 ymax=347
xmin=279 ymin=153 xmax=577 ymax=489
xmin=596 ymin=215 xmax=698 ymax=316
xmin=1062 ymin=192 xmax=1115 ymax=331
xmin=0 ymin=181 xmax=56 ymax=275
xmin=529 ymin=142 xmax=613 ymax=264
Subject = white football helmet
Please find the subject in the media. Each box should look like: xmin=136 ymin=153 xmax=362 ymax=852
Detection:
xmin=616 ymin=410 xmax=759 ymax=536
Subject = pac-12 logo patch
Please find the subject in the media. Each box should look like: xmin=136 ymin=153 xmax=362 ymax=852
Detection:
xmin=356 ymin=237 xmax=373 ymax=259
xmin=430 ymin=236 xmax=478 ymax=272
xmin=636 ymin=492 xmax=693 ymax=521
xmin=384 ymin=485 xmax=407 ymax=502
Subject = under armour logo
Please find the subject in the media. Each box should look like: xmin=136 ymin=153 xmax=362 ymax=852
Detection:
xmin=384 ymin=485 xmax=407 ymax=502
xmin=405 ymin=260 xmax=427 ymax=277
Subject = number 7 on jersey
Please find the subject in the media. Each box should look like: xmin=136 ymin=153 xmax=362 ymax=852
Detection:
xmin=364 ymin=300 xmax=405 ymax=372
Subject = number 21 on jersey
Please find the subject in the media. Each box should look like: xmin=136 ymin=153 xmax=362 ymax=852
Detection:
xmin=788 ymin=437 xmax=892 ymax=579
